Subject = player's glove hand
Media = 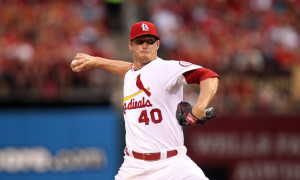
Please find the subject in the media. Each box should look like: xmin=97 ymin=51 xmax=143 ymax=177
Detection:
xmin=176 ymin=101 xmax=217 ymax=126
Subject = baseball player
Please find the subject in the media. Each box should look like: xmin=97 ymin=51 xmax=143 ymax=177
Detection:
xmin=71 ymin=21 xmax=219 ymax=180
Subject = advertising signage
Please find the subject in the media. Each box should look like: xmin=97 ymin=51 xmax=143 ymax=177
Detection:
xmin=185 ymin=116 xmax=300 ymax=180
xmin=0 ymin=107 xmax=122 ymax=180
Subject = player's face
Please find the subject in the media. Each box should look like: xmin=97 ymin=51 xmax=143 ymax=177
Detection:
xmin=129 ymin=35 xmax=160 ymax=63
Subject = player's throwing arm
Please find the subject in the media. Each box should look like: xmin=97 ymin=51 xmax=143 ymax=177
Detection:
xmin=70 ymin=53 xmax=132 ymax=77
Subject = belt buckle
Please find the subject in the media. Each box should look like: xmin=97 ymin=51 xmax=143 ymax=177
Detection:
xmin=143 ymin=153 xmax=151 ymax=160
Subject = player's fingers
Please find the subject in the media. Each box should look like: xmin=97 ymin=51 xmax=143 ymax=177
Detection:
xmin=70 ymin=61 xmax=78 ymax=71
xmin=71 ymin=64 xmax=79 ymax=72
xmin=71 ymin=64 xmax=83 ymax=72
xmin=73 ymin=61 xmax=90 ymax=72
xmin=70 ymin=59 xmax=78 ymax=66
xmin=70 ymin=60 xmax=83 ymax=72
xmin=70 ymin=59 xmax=84 ymax=68
xmin=75 ymin=53 xmax=87 ymax=61
xmin=75 ymin=53 xmax=83 ymax=59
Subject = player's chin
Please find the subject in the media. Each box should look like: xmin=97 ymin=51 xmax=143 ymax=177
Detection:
xmin=138 ymin=54 xmax=151 ymax=61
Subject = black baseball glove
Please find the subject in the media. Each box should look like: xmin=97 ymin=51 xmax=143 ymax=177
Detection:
xmin=176 ymin=101 xmax=217 ymax=126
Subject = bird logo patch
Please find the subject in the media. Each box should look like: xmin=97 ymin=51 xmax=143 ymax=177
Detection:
xmin=123 ymin=74 xmax=151 ymax=104
xmin=136 ymin=74 xmax=151 ymax=97
xmin=123 ymin=74 xmax=153 ymax=113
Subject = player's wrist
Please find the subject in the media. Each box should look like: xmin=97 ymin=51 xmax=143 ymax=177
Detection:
xmin=192 ymin=106 xmax=206 ymax=119
xmin=93 ymin=56 xmax=106 ymax=67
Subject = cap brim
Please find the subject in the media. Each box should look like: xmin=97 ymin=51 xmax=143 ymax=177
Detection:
xmin=130 ymin=33 xmax=160 ymax=41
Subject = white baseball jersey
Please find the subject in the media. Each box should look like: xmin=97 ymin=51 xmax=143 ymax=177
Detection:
xmin=123 ymin=57 xmax=201 ymax=152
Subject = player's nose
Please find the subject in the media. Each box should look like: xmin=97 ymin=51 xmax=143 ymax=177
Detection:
xmin=142 ymin=42 xmax=149 ymax=48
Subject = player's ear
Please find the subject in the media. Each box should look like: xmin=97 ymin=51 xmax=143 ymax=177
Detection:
xmin=128 ymin=41 xmax=133 ymax=51
xmin=156 ymin=40 xmax=160 ymax=50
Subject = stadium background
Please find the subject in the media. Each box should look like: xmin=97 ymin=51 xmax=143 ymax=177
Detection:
xmin=0 ymin=0 xmax=299 ymax=179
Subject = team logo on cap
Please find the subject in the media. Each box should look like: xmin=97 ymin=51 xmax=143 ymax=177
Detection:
xmin=141 ymin=23 xmax=149 ymax=31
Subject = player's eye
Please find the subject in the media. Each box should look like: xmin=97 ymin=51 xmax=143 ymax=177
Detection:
xmin=136 ymin=40 xmax=144 ymax=45
xmin=145 ymin=39 xmax=155 ymax=44
xmin=134 ymin=39 xmax=156 ymax=45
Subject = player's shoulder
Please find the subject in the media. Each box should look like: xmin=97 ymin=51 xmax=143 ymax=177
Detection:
xmin=157 ymin=58 xmax=201 ymax=69
xmin=156 ymin=58 xmax=185 ymax=66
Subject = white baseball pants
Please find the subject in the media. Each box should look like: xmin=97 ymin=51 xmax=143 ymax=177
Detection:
xmin=115 ymin=146 xmax=209 ymax=180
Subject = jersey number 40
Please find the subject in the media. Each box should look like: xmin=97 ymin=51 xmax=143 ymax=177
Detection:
xmin=138 ymin=108 xmax=162 ymax=125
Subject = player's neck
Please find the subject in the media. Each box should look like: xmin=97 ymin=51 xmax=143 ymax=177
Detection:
xmin=132 ymin=61 xmax=148 ymax=71
xmin=133 ymin=56 xmax=158 ymax=70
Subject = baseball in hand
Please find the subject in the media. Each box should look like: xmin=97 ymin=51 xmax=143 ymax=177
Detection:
xmin=70 ymin=59 xmax=81 ymax=72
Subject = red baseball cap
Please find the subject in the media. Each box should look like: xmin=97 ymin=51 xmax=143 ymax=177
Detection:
xmin=130 ymin=21 xmax=160 ymax=41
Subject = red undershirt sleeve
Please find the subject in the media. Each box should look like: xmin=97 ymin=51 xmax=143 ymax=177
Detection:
xmin=183 ymin=68 xmax=219 ymax=84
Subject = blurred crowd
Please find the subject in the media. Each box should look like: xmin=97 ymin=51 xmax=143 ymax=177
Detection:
xmin=145 ymin=0 xmax=300 ymax=115
xmin=0 ymin=0 xmax=299 ymax=115
xmin=0 ymin=0 xmax=117 ymax=105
